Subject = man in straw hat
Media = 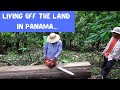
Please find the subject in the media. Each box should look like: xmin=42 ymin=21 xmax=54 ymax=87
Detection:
xmin=43 ymin=33 xmax=62 ymax=69
xmin=100 ymin=27 xmax=120 ymax=79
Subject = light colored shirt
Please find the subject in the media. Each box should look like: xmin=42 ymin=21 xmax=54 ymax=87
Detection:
xmin=43 ymin=40 xmax=62 ymax=60
xmin=102 ymin=37 xmax=120 ymax=61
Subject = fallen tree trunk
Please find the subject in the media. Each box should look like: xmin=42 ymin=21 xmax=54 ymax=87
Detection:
xmin=0 ymin=62 xmax=91 ymax=79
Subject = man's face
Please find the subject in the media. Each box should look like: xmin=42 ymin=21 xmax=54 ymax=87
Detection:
xmin=112 ymin=32 xmax=120 ymax=38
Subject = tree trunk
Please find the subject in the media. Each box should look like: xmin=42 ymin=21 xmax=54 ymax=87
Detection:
xmin=0 ymin=62 xmax=91 ymax=79
xmin=70 ymin=39 xmax=72 ymax=47
xmin=62 ymin=34 xmax=66 ymax=47
xmin=23 ymin=32 xmax=27 ymax=48
xmin=15 ymin=33 xmax=21 ymax=54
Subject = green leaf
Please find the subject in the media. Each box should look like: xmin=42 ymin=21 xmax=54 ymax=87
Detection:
xmin=61 ymin=60 xmax=69 ymax=63
xmin=43 ymin=36 xmax=47 ymax=46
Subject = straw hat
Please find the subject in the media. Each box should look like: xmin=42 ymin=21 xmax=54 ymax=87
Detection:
xmin=47 ymin=33 xmax=60 ymax=43
xmin=111 ymin=27 xmax=120 ymax=34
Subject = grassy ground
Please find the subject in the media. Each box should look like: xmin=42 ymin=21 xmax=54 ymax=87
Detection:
xmin=0 ymin=50 xmax=120 ymax=79
xmin=60 ymin=50 xmax=120 ymax=79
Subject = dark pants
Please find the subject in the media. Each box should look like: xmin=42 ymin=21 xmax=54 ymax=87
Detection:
xmin=101 ymin=57 xmax=116 ymax=78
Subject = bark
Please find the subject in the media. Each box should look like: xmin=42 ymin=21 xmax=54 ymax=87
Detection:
xmin=0 ymin=62 xmax=91 ymax=79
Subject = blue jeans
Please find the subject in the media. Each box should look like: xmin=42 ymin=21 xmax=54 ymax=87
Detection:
xmin=101 ymin=57 xmax=116 ymax=78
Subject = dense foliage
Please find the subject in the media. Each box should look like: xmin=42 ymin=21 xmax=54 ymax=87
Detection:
xmin=1 ymin=11 xmax=120 ymax=54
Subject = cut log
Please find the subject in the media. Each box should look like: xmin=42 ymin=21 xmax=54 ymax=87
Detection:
xmin=0 ymin=62 xmax=91 ymax=79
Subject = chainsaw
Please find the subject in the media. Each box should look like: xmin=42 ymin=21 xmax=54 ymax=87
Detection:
xmin=31 ymin=58 xmax=74 ymax=76
xmin=46 ymin=59 xmax=74 ymax=76
xmin=56 ymin=61 xmax=74 ymax=76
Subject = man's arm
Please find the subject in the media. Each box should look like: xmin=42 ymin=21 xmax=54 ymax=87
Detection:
xmin=54 ymin=41 xmax=62 ymax=60
xmin=111 ymin=46 xmax=120 ymax=61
